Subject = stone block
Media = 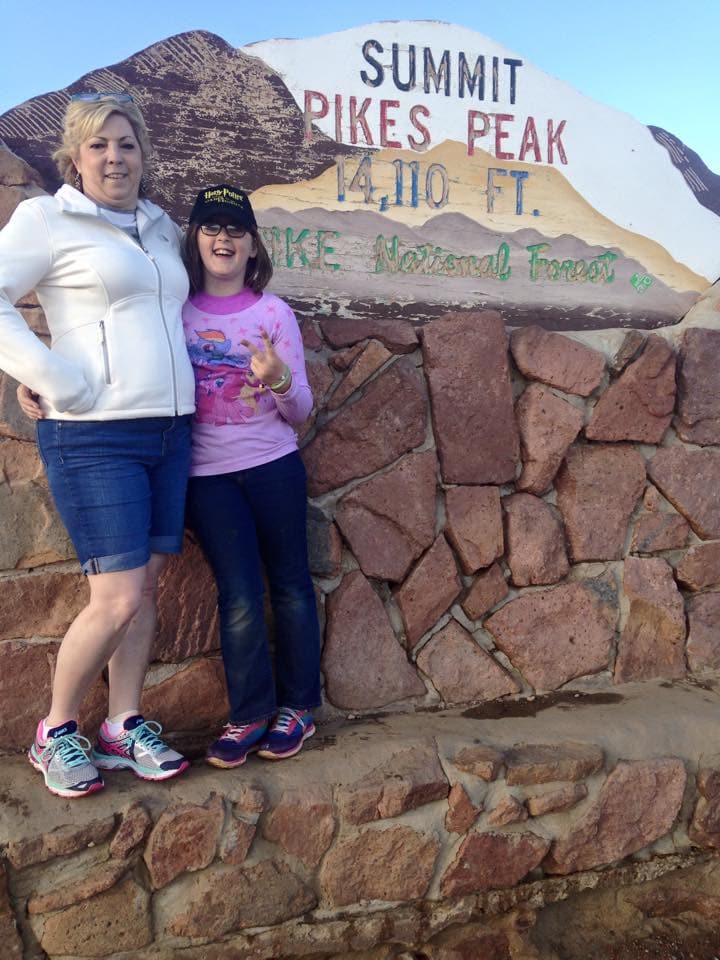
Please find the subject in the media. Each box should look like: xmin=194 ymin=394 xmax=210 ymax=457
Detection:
xmin=446 ymin=783 xmax=482 ymax=833
xmin=154 ymin=536 xmax=219 ymax=662
xmin=515 ymin=383 xmax=583 ymax=495
xmin=319 ymin=316 xmax=418 ymax=353
xmin=141 ymin=658 xmax=229 ymax=732
xmin=0 ymin=570 xmax=88 ymax=641
xmin=320 ymin=826 xmax=439 ymax=906
xmin=144 ymin=794 xmax=224 ymax=889
xmin=328 ymin=339 xmax=391 ymax=409
xmin=423 ymin=311 xmax=518 ymax=483
xmin=504 ymin=493 xmax=568 ymax=586
xmin=677 ymin=541 xmax=720 ymax=591
xmin=445 ymin=485 xmax=503 ymax=574
xmin=505 ymin=741 xmax=604 ymax=785
xmin=648 ymin=448 xmax=720 ymax=539
xmin=510 ymin=325 xmax=605 ymax=396
xmin=440 ymin=830 xmax=549 ymax=896
xmin=416 ymin=620 xmax=519 ymax=704
xmin=545 ymin=757 xmax=686 ymax=874
xmin=687 ymin=592 xmax=720 ymax=672
xmin=323 ymin=570 xmax=424 ymax=709
xmin=335 ymin=450 xmax=437 ymax=582
xmin=676 ymin=327 xmax=720 ymax=444
xmin=461 ymin=563 xmax=509 ymax=621
xmin=263 ymin=785 xmax=335 ymax=865
xmin=395 ymin=534 xmax=462 ymax=647
xmin=303 ymin=358 xmax=427 ymax=496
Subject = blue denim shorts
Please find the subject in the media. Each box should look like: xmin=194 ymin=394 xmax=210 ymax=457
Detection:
xmin=37 ymin=416 xmax=192 ymax=576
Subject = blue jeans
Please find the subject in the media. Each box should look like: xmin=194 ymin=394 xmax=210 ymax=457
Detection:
xmin=37 ymin=416 xmax=192 ymax=574
xmin=186 ymin=451 xmax=321 ymax=724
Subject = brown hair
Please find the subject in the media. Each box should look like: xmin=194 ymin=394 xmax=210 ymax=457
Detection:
xmin=182 ymin=223 xmax=273 ymax=294
xmin=53 ymin=98 xmax=152 ymax=186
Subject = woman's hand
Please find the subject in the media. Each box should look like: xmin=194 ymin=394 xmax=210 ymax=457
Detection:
xmin=241 ymin=330 xmax=292 ymax=394
xmin=16 ymin=384 xmax=44 ymax=420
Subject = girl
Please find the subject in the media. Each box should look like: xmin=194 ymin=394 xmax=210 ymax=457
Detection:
xmin=182 ymin=184 xmax=321 ymax=768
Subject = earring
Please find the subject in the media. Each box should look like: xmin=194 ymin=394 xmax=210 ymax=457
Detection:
xmin=74 ymin=171 xmax=82 ymax=191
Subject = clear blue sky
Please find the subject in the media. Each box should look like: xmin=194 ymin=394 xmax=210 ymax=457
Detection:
xmin=1 ymin=0 xmax=717 ymax=172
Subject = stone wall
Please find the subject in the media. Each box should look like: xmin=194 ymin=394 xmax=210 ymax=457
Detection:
xmin=3 ymin=142 xmax=720 ymax=753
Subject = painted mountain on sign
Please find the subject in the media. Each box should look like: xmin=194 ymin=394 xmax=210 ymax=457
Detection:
xmin=0 ymin=30 xmax=358 ymax=219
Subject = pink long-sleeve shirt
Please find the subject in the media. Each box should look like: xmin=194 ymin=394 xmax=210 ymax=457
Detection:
xmin=183 ymin=289 xmax=313 ymax=476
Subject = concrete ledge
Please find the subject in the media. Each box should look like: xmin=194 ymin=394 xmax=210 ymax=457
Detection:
xmin=3 ymin=675 xmax=720 ymax=958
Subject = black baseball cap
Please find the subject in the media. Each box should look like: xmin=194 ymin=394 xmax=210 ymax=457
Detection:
xmin=188 ymin=184 xmax=257 ymax=230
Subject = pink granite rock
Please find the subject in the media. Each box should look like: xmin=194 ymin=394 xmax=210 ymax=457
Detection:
xmin=303 ymin=358 xmax=427 ymax=495
xmin=306 ymin=357 xmax=334 ymax=410
xmin=141 ymin=659 xmax=229 ymax=732
xmin=585 ymin=335 xmax=676 ymax=443
xmin=263 ymin=785 xmax=335 ymax=866
xmin=219 ymin=816 xmax=257 ymax=866
xmin=614 ymin=557 xmax=686 ymax=683
xmin=485 ymin=582 xmax=616 ymax=690
xmin=37 ymin=877 xmax=151 ymax=957
xmin=336 ymin=744 xmax=449 ymax=825
xmin=488 ymin=794 xmax=528 ymax=826
xmin=510 ymin=326 xmax=605 ymax=396
xmin=422 ymin=311 xmax=519 ymax=484
xmin=0 ymin=863 xmax=22 ymax=959
xmin=515 ymin=383 xmax=584 ymax=495
xmin=307 ymin=503 xmax=343 ymax=578
xmin=686 ymin=592 xmax=720 ymax=672
xmin=676 ymin=328 xmax=720 ymax=444
xmin=453 ymin=745 xmax=505 ymax=781
xmin=0 ymin=439 xmax=75 ymax=568
xmin=0 ymin=570 xmax=88 ymax=642
xmin=526 ymin=783 xmax=588 ymax=817
xmin=416 ymin=620 xmax=519 ymax=704
xmin=330 ymin=343 xmax=364 ymax=370
xmin=677 ymin=542 xmax=720 ymax=591
xmin=0 ymin=639 xmax=57 ymax=750
xmin=0 ymin=371 xmax=36 ymax=441
xmin=28 ymin=859 xmax=130 ymax=914
xmin=395 ymin=534 xmax=462 ymax=647
xmin=154 ymin=536 xmax=219 ymax=661
xmin=328 ymin=340 xmax=392 ymax=410
xmin=690 ymin=766 xmax=720 ymax=848
xmin=556 ymin=445 xmax=646 ymax=561
xmin=335 ymin=450 xmax=437 ymax=582
xmin=165 ymin=860 xmax=317 ymax=938
xmin=504 ymin=493 xmax=569 ymax=586
xmin=320 ymin=827 xmax=439 ymax=906
xmin=611 ymin=331 xmax=646 ymax=373
xmin=7 ymin=818 xmax=116 ymax=869
xmin=300 ymin=317 xmax=323 ymax=351
xmin=545 ymin=758 xmax=686 ymax=874
xmin=110 ymin=801 xmax=152 ymax=860
xmin=445 ymin=485 xmax=504 ymax=574
xmin=505 ymin=742 xmax=604 ymax=785
xmin=144 ymin=795 xmax=225 ymax=889
xmin=648 ymin=448 xmax=720 ymax=539
xmin=323 ymin=570 xmax=424 ymax=709
xmin=319 ymin=316 xmax=418 ymax=353
xmin=446 ymin=784 xmax=482 ymax=833
xmin=631 ymin=511 xmax=690 ymax=553
xmin=440 ymin=830 xmax=550 ymax=896
xmin=462 ymin=563 xmax=510 ymax=621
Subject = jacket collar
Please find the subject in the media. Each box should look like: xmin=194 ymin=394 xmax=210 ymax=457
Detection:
xmin=55 ymin=184 xmax=165 ymax=224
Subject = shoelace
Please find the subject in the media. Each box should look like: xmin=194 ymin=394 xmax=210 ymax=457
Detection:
xmin=221 ymin=722 xmax=262 ymax=742
xmin=40 ymin=732 xmax=93 ymax=768
xmin=128 ymin=720 xmax=167 ymax=752
xmin=271 ymin=708 xmax=305 ymax=733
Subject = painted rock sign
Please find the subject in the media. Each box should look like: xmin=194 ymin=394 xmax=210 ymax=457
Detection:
xmin=1 ymin=22 xmax=719 ymax=329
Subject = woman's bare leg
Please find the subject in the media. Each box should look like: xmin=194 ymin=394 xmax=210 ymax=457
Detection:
xmin=46 ymin=565 xmax=147 ymax=727
xmin=106 ymin=553 xmax=167 ymax=717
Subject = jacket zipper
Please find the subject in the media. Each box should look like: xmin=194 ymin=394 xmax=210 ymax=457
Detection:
xmin=142 ymin=245 xmax=179 ymax=414
xmin=98 ymin=319 xmax=111 ymax=384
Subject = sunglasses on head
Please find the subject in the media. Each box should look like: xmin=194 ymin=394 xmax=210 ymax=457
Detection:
xmin=70 ymin=91 xmax=134 ymax=103
xmin=199 ymin=223 xmax=248 ymax=238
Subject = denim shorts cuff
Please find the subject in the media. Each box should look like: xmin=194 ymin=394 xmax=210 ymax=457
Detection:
xmin=149 ymin=534 xmax=184 ymax=555
xmin=81 ymin=546 xmax=151 ymax=575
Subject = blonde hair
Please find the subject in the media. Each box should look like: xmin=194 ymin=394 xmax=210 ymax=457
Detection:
xmin=54 ymin=98 xmax=152 ymax=186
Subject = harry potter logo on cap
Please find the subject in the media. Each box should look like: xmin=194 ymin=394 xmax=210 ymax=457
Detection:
xmin=189 ymin=183 xmax=257 ymax=230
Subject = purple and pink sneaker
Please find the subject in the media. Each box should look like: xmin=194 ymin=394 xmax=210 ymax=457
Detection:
xmin=206 ymin=719 xmax=269 ymax=769
xmin=257 ymin=708 xmax=315 ymax=760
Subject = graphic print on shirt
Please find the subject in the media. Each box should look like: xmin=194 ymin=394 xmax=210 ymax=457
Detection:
xmin=188 ymin=327 xmax=261 ymax=425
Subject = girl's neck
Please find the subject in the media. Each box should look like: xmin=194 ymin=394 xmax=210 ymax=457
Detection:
xmin=201 ymin=276 xmax=247 ymax=297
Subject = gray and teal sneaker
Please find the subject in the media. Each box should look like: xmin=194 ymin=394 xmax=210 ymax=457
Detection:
xmin=28 ymin=720 xmax=104 ymax=798
xmin=92 ymin=714 xmax=189 ymax=781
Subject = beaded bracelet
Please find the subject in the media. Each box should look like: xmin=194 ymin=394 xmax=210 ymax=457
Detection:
xmin=269 ymin=366 xmax=292 ymax=392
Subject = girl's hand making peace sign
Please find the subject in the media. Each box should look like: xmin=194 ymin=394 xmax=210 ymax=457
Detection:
xmin=241 ymin=329 xmax=292 ymax=394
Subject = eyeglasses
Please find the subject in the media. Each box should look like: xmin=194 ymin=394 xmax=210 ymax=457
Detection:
xmin=199 ymin=223 xmax=248 ymax=238
xmin=70 ymin=91 xmax=134 ymax=103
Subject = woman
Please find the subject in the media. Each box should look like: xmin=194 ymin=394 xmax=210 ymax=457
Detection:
xmin=2 ymin=92 xmax=196 ymax=798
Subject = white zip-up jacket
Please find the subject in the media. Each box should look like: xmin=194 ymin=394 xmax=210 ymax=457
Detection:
xmin=0 ymin=184 xmax=196 ymax=419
